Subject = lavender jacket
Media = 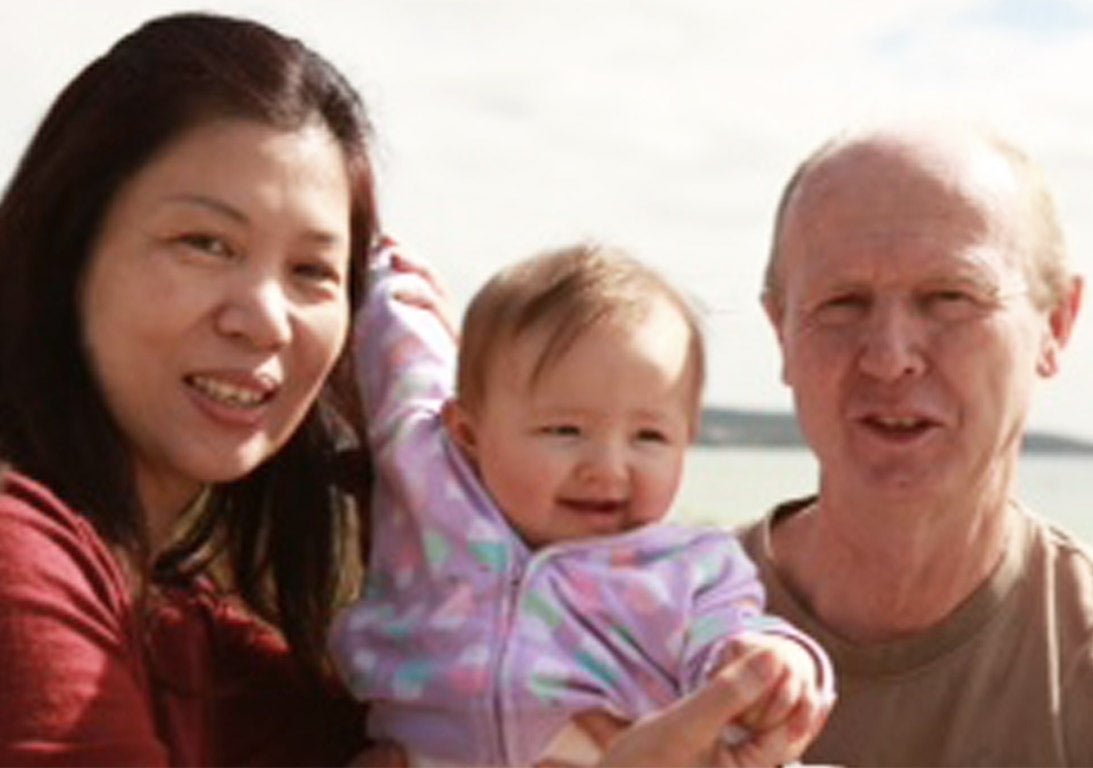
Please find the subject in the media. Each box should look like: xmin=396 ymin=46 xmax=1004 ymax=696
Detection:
xmin=328 ymin=245 xmax=834 ymax=766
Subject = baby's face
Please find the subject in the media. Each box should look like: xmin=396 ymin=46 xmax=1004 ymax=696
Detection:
xmin=459 ymin=298 xmax=697 ymax=549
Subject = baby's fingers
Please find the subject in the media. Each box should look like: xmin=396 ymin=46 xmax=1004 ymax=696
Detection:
xmin=390 ymin=249 xmax=450 ymax=302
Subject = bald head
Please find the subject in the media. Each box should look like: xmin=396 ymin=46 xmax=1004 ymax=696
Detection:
xmin=764 ymin=124 xmax=1071 ymax=314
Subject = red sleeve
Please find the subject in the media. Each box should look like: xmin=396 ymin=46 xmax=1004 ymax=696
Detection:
xmin=0 ymin=473 xmax=169 ymax=766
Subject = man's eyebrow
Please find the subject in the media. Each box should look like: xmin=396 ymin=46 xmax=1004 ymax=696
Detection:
xmin=922 ymin=267 xmax=1016 ymax=291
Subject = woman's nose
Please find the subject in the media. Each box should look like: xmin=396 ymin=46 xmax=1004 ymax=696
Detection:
xmin=215 ymin=274 xmax=292 ymax=350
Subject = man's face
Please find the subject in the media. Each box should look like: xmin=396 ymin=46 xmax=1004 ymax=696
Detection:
xmin=767 ymin=136 xmax=1070 ymax=508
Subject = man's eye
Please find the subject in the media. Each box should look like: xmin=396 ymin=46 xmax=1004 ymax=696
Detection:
xmin=812 ymin=294 xmax=868 ymax=326
xmin=921 ymin=289 xmax=987 ymax=322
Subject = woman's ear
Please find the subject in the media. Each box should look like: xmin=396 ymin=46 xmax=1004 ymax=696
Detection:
xmin=442 ymin=398 xmax=479 ymax=461
xmin=1037 ymin=276 xmax=1083 ymax=377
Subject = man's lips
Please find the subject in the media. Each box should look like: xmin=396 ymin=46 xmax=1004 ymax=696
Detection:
xmin=856 ymin=412 xmax=942 ymax=439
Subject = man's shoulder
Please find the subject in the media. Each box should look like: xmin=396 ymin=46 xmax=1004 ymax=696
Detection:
xmin=1024 ymin=510 xmax=1093 ymax=576
xmin=733 ymin=496 xmax=815 ymax=565
xmin=1019 ymin=511 xmax=1093 ymax=638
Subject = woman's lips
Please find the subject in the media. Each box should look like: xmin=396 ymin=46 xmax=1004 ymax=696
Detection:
xmin=184 ymin=372 xmax=278 ymax=426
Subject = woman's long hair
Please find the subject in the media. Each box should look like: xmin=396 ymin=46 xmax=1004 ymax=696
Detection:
xmin=0 ymin=12 xmax=376 ymax=676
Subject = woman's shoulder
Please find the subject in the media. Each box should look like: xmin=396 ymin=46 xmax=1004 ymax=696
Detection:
xmin=0 ymin=468 xmax=131 ymax=612
xmin=2 ymin=467 xmax=93 ymax=530
xmin=0 ymin=471 xmax=171 ymax=766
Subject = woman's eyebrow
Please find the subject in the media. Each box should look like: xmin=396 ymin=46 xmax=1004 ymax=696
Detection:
xmin=161 ymin=192 xmax=346 ymax=246
xmin=162 ymin=192 xmax=247 ymax=223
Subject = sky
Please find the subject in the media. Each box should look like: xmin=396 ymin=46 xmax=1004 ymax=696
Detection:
xmin=1 ymin=0 xmax=1090 ymax=440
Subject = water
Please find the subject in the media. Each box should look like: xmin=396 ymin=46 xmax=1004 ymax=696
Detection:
xmin=674 ymin=447 xmax=1093 ymax=545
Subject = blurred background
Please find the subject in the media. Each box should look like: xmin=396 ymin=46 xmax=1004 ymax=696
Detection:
xmin=2 ymin=0 xmax=1091 ymax=526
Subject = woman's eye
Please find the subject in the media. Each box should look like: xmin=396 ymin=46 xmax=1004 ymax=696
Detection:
xmin=293 ymin=260 xmax=342 ymax=285
xmin=178 ymin=233 xmax=232 ymax=257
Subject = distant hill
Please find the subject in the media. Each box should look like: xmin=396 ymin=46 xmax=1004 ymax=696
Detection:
xmin=697 ymin=407 xmax=1093 ymax=455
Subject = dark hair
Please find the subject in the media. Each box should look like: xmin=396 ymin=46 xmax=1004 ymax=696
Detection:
xmin=0 ymin=12 xmax=376 ymax=675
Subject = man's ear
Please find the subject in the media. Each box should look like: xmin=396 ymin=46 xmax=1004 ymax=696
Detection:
xmin=442 ymin=398 xmax=479 ymax=460
xmin=1037 ymin=276 xmax=1084 ymax=378
xmin=761 ymin=292 xmax=791 ymax=386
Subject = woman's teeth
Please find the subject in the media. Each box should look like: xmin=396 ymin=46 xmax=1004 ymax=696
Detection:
xmin=188 ymin=375 xmax=268 ymax=408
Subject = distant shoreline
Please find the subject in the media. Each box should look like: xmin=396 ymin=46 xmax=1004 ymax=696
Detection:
xmin=698 ymin=407 xmax=1093 ymax=455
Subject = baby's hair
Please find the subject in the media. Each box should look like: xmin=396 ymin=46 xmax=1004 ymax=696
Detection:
xmin=456 ymin=242 xmax=705 ymax=421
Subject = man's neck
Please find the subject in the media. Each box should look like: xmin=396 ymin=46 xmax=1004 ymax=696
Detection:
xmin=770 ymin=485 xmax=1017 ymax=644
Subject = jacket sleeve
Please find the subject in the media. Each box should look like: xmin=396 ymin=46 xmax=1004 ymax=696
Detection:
xmin=679 ymin=529 xmax=835 ymax=704
xmin=353 ymin=239 xmax=458 ymax=454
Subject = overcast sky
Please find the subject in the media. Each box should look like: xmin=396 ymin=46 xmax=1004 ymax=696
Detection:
xmin=2 ymin=0 xmax=1090 ymax=439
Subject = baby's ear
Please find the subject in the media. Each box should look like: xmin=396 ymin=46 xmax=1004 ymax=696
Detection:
xmin=442 ymin=399 xmax=479 ymax=460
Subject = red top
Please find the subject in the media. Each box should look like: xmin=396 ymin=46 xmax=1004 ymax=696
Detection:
xmin=0 ymin=470 xmax=365 ymax=766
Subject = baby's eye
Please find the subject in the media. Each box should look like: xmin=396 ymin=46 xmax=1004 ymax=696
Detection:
xmin=540 ymin=424 xmax=581 ymax=437
xmin=635 ymin=428 xmax=668 ymax=444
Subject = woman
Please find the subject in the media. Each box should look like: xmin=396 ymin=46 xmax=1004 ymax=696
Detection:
xmin=0 ymin=12 xmax=374 ymax=765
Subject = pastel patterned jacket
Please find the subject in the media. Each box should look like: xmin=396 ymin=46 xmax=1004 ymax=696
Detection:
xmin=328 ymin=244 xmax=833 ymax=766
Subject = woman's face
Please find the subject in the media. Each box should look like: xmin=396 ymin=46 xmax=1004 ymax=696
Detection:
xmin=81 ymin=118 xmax=352 ymax=518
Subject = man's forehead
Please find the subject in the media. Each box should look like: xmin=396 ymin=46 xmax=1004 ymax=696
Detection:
xmin=794 ymin=131 xmax=1017 ymax=214
xmin=784 ymin=132 xmax=1028 ymax=260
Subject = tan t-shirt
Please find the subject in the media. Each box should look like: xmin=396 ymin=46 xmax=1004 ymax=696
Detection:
xmin=739 ymin=499 xmax=1093 ymax=767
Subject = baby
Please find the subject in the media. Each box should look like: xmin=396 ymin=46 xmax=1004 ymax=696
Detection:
xmin=330 ymin=239 xmax=834 ymax=766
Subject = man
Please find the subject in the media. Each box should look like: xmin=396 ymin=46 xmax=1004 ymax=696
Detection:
xmin=739 ymin=122 xmax=1089 ymax=765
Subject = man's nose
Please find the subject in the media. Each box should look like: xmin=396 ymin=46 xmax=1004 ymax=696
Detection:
xmin=857 ymin=298 xmax=927 ymax=381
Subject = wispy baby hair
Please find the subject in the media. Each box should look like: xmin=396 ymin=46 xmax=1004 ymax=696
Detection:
xmin=456 ymin=241 xmax=706 ymax=419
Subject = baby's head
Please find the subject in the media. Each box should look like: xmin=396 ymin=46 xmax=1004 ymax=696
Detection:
xmin=443 ymin=243 xmax=705 ymax=548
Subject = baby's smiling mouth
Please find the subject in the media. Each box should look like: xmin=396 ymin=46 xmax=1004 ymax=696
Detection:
xmin=558 ymin=498 xmax=628 ymax=514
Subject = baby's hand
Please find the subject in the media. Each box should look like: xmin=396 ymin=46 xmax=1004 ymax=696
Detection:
xmin=376 ymin=237 xmax=459 ymax=340
xmin=719 ymin=632 xmax=832 ymax=760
